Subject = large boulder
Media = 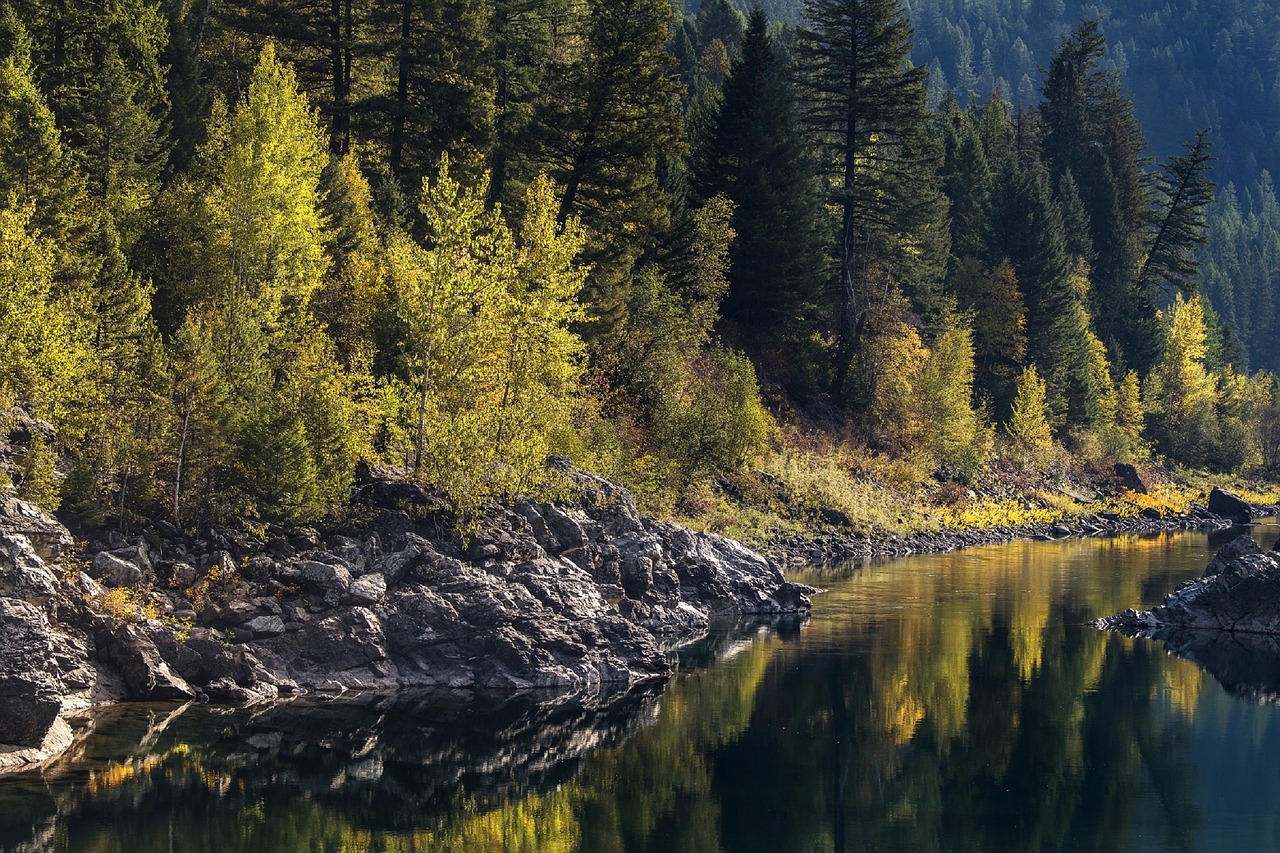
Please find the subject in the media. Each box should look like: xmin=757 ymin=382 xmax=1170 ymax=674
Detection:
xmin=0 ymin=598 xmax=63 ymax=747
xmin=1208 ymin=486 xmax=1253 ymax=525
xmin=1095 ymin=534 xmax=1280 ymax=635
xmin=91 ymin=551 xmax=145 ymax=588
xmin=100 ymin=625 xmax=197 ymax=701
xmin=1114 ymin=462 xmax=1152 ymax=495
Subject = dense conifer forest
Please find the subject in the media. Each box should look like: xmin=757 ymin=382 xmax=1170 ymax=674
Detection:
xmin=1 ymin=0 xmax=1278 ymax=533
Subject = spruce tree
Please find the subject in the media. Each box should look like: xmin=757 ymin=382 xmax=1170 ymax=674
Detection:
xmin=1138 ymin=128 xmax=1215 ymax=294
xmin=526 ymin=0 xmax=684 ymax=332
xmin=992 ymin=163 xmax=1077 ymax=392
xmin=796 ymin=0 xmax=948 ymax=392
xmin=363 ymin=0 xmax=495 ymax=183
xmin=0 ymin=44 xmax=87 ymax=269
xmin=12 ymin=0 xmax=171 ymax=215
xmin=693 ymin=6 xmax=826 ymax=330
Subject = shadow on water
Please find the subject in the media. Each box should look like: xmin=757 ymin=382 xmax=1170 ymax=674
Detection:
xmin=10 ymin=532 xmax=1280 ymax=851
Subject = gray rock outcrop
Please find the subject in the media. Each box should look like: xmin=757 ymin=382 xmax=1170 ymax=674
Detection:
xmin=0 ymin=459 xmax=813 ymax=771
xmin=1093 ymin=533 xmax=1280 ymax=636
xmin=1207 ymin=486 xmax=1254 ymax=526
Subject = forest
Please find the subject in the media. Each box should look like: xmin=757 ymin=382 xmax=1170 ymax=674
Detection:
xmin=0 ymin=0 xmax=1277 ymax=532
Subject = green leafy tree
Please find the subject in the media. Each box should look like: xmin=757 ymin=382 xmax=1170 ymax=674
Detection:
xmin=390 ymin=160 xmax=591 ymax=514
xmin=1143 ymin=294 xmax=1220 ymax=466
xmin=917 ymin=307 xmax=988 ymax=477
xmin=313 ymin=152 xmax=388 ymax=360
xmin=198 ymin=43 xmax=330 ymax=338
xmin=0 ymin=202 xmax=93 ymax=448
xmin=1007 ymin=364 xmax=1053 ymax=467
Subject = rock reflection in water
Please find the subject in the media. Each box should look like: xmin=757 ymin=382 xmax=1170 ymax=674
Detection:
xmin=1146 ymin=628 xmax=1280 ymax=704
xmin=0 ymin=682 xmax=666 ymax=852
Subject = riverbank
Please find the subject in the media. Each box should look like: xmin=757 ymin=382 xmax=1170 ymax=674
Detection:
xmin=0 ymin=459 xmax=812 ymax=772
xmin=768 ymin=490 xmax=1280 ymax=567
xmin=680 ymin=456 xmax=1280 ymax=566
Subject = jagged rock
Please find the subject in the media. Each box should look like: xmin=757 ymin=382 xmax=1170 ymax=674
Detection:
xmin=0 ymin=494 xmax=73 ymax=562
xmin=170 ymin=562 xmax=198 ymax=587
xmin=1208 ymin=486 xmax=1253 ymax=525
xmin=300 ymin=560 xmax=353 ymax=596
xmin=1 ymin=460 xmax=816 ymax=766
xmin=100 ymin=625 xmax=197 ymax=701
xmin=0 ymin=533 xmax=59 ymax=604
xmin=0 ymin=598 xmax=63 ymax=747
xmin=91 ymin=551 xmax=144 ymax=588
xmin=203 ymin=549 xmax=238 ymax=577
xmin=1114 ymin=462 xmax=1152 ymax=494
xmin=243 ymin=615 xmax=286 ymax=638
xmin=1095 ymin=534 xmax=1280 ymax=635
xmin=349 ymin=573 xmax=386 ymax=605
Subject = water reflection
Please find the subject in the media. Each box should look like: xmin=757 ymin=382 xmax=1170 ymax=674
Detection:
xmin=1144 ymin=629 xmax=1280 ymax=704
xmin=6 ymin=532 xmax=1280 ymax=852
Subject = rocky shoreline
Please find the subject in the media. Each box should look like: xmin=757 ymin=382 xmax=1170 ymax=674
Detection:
xmin=1091 ymin=524 xmax=1280 ymax=703
xmin=769 ymin=485 xmax=1277 ymax=567
xmin=3 ymin=450 xmax=1274 ymax=775
xmin=1093 ymin=527 xmax=1280 ymax=637
xmin=0 ymin=459 xmax=813 ymax=772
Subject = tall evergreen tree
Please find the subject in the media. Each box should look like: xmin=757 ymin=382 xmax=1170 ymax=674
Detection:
xmin=939 ymin=102 xmax=992 ymax=266
xmin=991 ymin=161 xmax=1085 ymax=421
xmin=796 ymin=0 xmax=948 ymax=393
xmin=12 ymin=0 xmax=171 ymax=215
xmin=363 ymin=0 xmax=494 ymax=183
xmin=1138 ymin=128 xmax=1215 ymax=294
xmin=526 ymin=0 xmax=684 ymax=330
xmin=0 ymin=38 xmax=89 ymax=279
xmin=693 ymin=6 xmax=826 ymax=329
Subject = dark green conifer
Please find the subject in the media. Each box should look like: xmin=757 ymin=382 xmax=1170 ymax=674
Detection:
xmin=796 ymin=0 xmax=948 ymax=393
xmin=693 ymin=6 xmax=826 ymax=330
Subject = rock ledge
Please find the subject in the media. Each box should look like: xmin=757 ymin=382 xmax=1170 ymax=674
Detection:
xmin=0 ymin=459 xmax=812 ymax=771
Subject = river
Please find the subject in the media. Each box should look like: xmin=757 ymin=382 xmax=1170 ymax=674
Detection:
xmin=4 ymin=527 xmax=1280 ymax=852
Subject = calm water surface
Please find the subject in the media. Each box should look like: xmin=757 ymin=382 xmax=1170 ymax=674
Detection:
xmin=5 ymin=527 xmax=1280 ymax=852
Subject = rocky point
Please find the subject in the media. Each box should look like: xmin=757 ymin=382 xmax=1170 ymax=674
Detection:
xmin=0 ymin=458 xmax=813 ymax=772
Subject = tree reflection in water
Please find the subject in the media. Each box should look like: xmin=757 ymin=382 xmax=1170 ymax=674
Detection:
xmin=7 ymin=532 xmax=1280 ymax=852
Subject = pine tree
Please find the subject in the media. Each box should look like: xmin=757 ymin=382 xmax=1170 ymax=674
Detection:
xmin=940 ymin=103 xmax=993 ymax=265
xmin=526 ymin=0 xmax=684 ymax=331
xmin=991 ymin=162 xmax=1081 ymax=412
xmin=0 ymin=44 xmax=87 ymax=269
xmin=693 ymin=6 xmax=826 ymax=330
xmin=796 ymin=0 xmax=948 ymax=393
xmin=488 ymin=0 xmax=559 ymax=205
xmin=367 ymin=0 xmax=494 ymax=182
xmin=12 ymin=0 xmax=171 ymax=216
xmin=1138 ymin=128 xmax=1215 ymax=294
xmin=952 ymin=257 xmax=1025 ymax=411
